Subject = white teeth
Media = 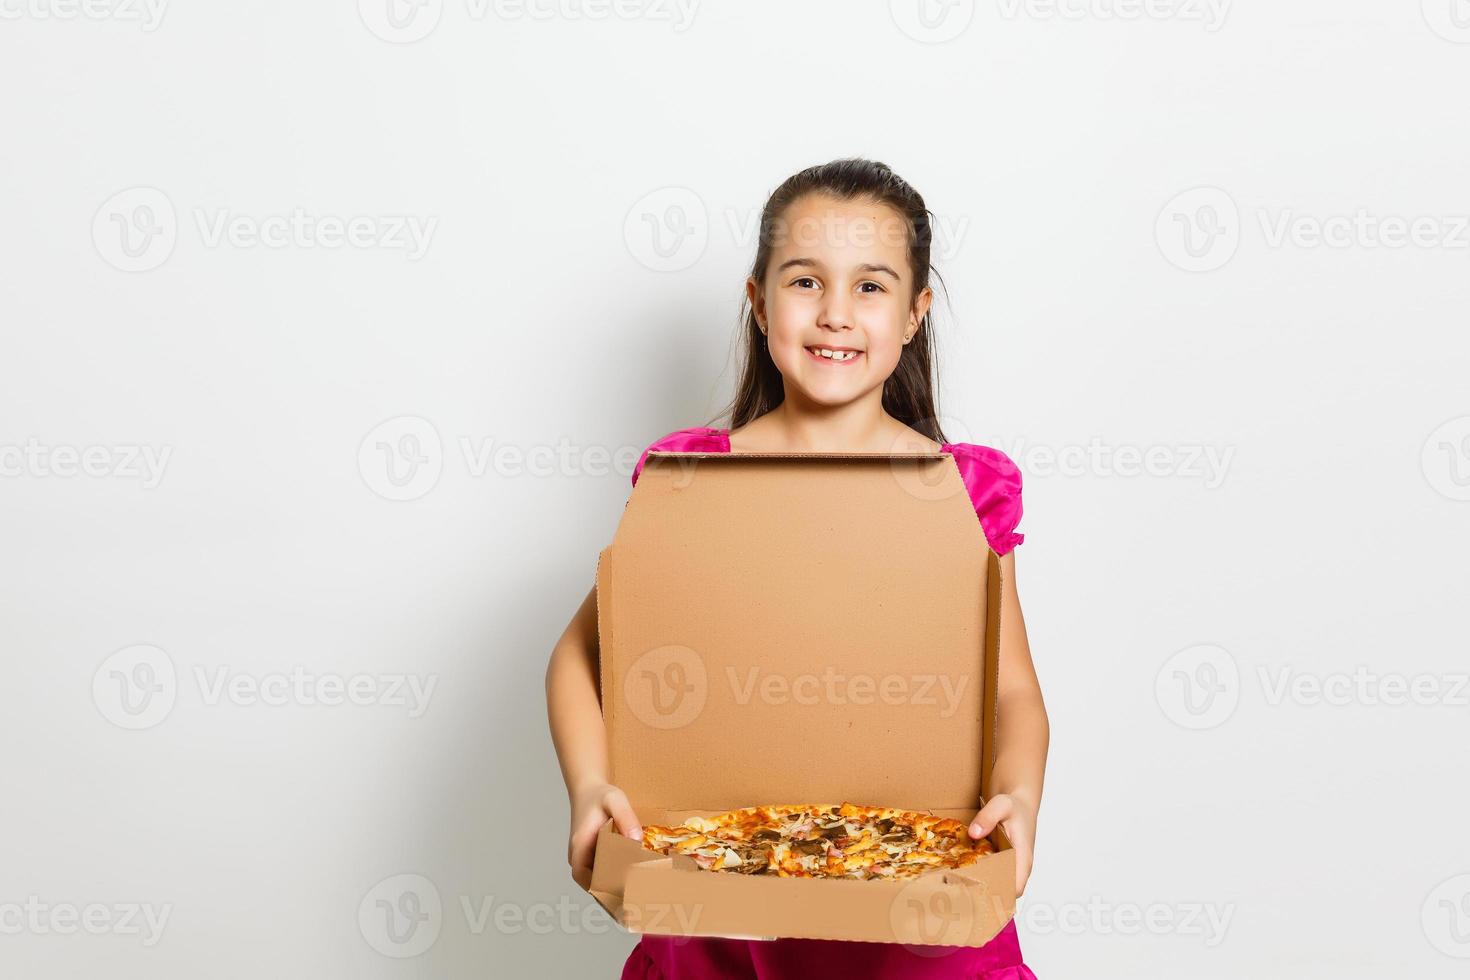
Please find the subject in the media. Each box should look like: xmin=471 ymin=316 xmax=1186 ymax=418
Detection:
xmin=812 ymin=348 xmax=858 ymax=361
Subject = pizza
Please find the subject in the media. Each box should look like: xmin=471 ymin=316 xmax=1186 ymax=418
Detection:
xmin=639 ymin=802 xmax=993 ymax=880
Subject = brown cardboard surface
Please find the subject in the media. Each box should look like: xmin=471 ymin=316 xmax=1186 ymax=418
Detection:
xmin=588 ymin=451 xmax=1015 ymax=945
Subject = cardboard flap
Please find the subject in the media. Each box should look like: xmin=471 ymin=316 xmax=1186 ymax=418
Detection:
xmin=599 ymin=452 xmax=996 ymax=812
xmin=620 ymin=847 xmax=1015 ymax=945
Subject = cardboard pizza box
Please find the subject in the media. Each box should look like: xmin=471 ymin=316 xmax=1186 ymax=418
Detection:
xmin=584 ymin=450 xmax=1016 ymax=946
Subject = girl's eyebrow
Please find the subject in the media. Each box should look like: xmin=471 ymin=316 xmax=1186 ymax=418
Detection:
xmin=776 ymin=257 xmax=902 ymax=281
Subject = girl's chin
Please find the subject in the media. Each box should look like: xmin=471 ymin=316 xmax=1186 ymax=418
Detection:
xmin=786 ymin=378 xmax=872 ymax=407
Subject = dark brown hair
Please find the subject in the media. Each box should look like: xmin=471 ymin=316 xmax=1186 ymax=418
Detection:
xmin=711 ymin=158 xmax=950 ymax=444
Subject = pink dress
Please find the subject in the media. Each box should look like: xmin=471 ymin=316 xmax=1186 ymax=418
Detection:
xmin=620 ymin=427 xmax=1035 ymax=980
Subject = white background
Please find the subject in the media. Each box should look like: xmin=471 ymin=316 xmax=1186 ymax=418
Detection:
xmin=2 ymin=1 xmax=1468 ymax=977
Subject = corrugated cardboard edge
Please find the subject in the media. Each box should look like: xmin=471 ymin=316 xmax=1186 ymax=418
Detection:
xmin=979 ymin=549 xmax=1010 ymax=846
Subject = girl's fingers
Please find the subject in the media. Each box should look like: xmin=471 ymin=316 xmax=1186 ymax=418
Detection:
xmin=568 ymin=822 xmax=597 ymax=881
xmin=604 ymin=787 xmax=643 ymax=841
xmin=969 ymin=795 xmax=1013 ymax=839
xmin=1009 ymin=824 xmax=1034 ymax=895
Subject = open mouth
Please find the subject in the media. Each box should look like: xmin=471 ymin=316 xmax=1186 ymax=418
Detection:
xmin=804 ymin=345 xmax=864 ymax=364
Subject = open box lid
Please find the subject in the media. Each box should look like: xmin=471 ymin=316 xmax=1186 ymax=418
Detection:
xmin=597 ymin=450 xmax=1003 ymax=813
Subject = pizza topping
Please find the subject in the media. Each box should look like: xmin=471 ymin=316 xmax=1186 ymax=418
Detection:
xmin=639 ymin=803 xmax=994 ymax=881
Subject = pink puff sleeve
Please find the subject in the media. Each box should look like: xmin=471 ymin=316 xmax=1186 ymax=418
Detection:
xmin=945 ymin=442 xmax=1026 ymax=556
xmin=630 ymin=426 xmax=730 ymax=487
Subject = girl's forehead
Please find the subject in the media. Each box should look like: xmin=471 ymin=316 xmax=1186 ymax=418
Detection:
xmin=768 ymin=195 xmax=911 ymax=265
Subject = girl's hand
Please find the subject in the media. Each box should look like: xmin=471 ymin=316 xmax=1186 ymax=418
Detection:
xmin=968 ymin=792 xmax=1037 ymax=897
xmin=567 ymin=782 xmax=642 ymax=890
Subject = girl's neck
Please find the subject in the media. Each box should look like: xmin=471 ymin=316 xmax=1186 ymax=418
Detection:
xmin=729 ymin=397 xmax=940 ymax=455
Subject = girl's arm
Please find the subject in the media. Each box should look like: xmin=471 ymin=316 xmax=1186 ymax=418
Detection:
xmin=545 ymin=584 xmax=643 ymax=890
xmin=967 ymin=550 xmax=1050 ymax=896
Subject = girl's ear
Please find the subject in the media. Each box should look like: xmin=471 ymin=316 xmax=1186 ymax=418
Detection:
xmin=746 ymin=276 xmax=766 ymax=332
xmin=906 ymin=286 xmax=934 ymax=344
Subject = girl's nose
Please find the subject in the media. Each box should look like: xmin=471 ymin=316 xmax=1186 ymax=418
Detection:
xmin=819 ymin=297 xmax=854 ymax=331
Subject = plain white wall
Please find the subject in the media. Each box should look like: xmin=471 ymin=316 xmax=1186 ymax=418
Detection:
xmin=2 ymin=1 xmax=1467 ymax=976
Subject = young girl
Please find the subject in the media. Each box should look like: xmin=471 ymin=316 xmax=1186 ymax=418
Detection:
xmin=546 ymin=158 xmax=1048 ymax=979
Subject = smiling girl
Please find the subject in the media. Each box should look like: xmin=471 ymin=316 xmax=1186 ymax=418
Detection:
xmin=547 ymin=158 xmax=1047 ymax=978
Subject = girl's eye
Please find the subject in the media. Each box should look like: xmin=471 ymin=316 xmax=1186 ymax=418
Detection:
xmin=858 ymin=281 xmax=884 ymax=294
xmin=793 ymin=277 xmax=819 ymax=289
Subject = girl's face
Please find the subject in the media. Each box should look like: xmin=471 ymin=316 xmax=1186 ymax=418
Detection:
xmin=747 ymin=193 xmax=932 ymax=409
